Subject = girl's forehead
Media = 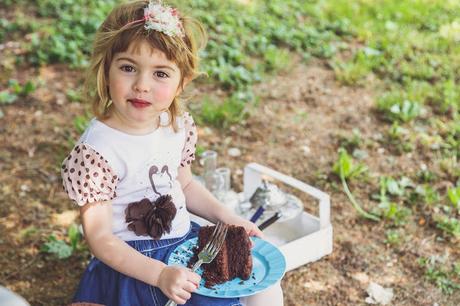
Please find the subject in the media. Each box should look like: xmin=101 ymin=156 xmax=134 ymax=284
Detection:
xmin=112 ymin=41 xmax=180 ymax=75
xmin=126 ymin=40 xmax=165 ymax=58
xmin=116 ymin=40 xmax=178 ymax=67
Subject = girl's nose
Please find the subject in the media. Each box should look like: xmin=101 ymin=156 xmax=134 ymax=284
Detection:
xmin=133 ymin=74 xmax=150 ymax=92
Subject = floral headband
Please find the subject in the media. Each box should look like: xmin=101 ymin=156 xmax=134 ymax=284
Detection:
xmin=126 ymin=1 xmax=184 ymax=37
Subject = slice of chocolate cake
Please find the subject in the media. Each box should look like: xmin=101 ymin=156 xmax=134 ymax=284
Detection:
xmin=190 ymin=225 xmax=253 ymax=288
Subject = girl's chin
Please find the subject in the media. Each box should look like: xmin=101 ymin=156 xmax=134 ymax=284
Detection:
xmin=131 ymin=115 xmax=156 ymax=124
xmin=128 ymin=112 xmax=159 ymax=125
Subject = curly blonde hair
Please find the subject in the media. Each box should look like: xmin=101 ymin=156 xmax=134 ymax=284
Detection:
xmin=84 ymin=0 xmax=207 ymax=131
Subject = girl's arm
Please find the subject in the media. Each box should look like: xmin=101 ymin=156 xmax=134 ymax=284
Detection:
xmin=80 ymin=201 xmax=200 ymax=304
xmin=178 ymin=165 xmax=263 ymax=238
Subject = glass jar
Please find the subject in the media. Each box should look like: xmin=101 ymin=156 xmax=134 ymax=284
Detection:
xmin=200 ymin=150 xmax=221 ymax=195
xmin=215 ymin=167 xmax=239 ymax=213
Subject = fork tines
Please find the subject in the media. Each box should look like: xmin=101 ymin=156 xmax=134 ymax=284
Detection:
xmin=204 ymin=221 xmax=228 ymax=256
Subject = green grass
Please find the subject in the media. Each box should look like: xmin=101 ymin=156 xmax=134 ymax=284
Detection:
xmin=1 ymin=0 xmax=339 ymax=126
xmin=2 ymin=0 xmax=459 ymax=122
xmin=0 ymin=79 xmax=36 ymax=105
xmin=384 ymin=229 xmax=402 ymax=245
xmin=172 ymin=0 xmax=338 ymax=91
xmin=41 ymin=223 xmax=86 ymax=259
xmin=318 ymin=0 xmax=460 ymax=124
xmin=2 ymin=0 xmax=460 ymax=267
xmin=333 ymin=148 xmax=380 ymax=221
xmin=435 ymin=216 xmax=460 ymax=239
xmin=29 ymin=0 xmax=118 ymax=67
xmin=419 ymin=256 xmax=460 ymax=294
xmin=3 ymin=0 xmax=335 ymax=82
xmin=383 ymin=122 xmax=414 ymax=154
xmin=191 ymin=91 xmax=255 ymax=129
xmin=320 ymin=1 xmax=460 ymax=254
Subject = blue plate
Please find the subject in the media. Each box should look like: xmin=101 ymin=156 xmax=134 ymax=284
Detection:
xmin=167 ymin=236 xmax=286 ymax=298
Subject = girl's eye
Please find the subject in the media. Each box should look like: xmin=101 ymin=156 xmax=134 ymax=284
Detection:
xmin=155 ymin=71 xmax=169 ymax=78
xmin=120 ymin=65 xmax=135 ymax=72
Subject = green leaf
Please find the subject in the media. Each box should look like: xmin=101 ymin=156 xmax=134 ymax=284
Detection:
xmin=334 ymin=148 xmax=367 ymax=180
xmin=21 ymin=81 xmax=36 ymax=96
xmin=68 ymin=223 xmax=81 ymax=250
xmin=436 ymin=216 xmax=460 ymax=238
xmin=74 ymin=115 xmax=90 ymax=134
xmin=0 ymin=91 xmax=18 ymax=105
xmin=8 ymin=79 xmax=22 ymax=94
xmin=333 ymin=148 xmax=351 ymax=178
xmin=42 ymin=235 xmax=73 ymax=259
xmin=387 ymin=178 xmax=402 ymax=196
xmin=447 ymin=187 xmax=460 ymax=209
xmin=334 ymin=148 xmax=379 ymax=221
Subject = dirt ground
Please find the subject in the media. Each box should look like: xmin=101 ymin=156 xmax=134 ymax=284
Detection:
xmin=1 ymin=56 xmax=459 ymax=305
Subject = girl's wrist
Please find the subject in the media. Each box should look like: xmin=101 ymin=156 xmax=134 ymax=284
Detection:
xmin=151 ymin=261 xmax=168 ymax=287
xmin=216 ymin=208 xmax=242 ymax=224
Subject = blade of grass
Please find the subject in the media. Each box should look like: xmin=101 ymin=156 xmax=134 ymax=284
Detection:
xmin=337 ymin=149 xmax=380 ymax=221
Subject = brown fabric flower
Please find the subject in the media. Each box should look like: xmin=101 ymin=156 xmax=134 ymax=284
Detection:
xmin=125 ymin=195 xmax=177 ymax=239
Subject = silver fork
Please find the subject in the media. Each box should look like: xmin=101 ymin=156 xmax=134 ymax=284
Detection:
xmin=165 ymin=221 xmax=229 ymax=306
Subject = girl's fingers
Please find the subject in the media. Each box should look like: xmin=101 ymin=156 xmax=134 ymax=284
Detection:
xmin=249 ymin=226 xmax=264 ymax=239
xmin=176 ymin=289 xmax=192 ymax=301
xmin=183 ymin=280 xmax=198 ymax=293
xmin=171 ymin=295 xmax=187 ymax=305
xmin=186 ymin=270 xmax=201 ymax=286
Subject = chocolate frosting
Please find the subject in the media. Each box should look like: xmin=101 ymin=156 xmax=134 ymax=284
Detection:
xmin=125 ymin=195 xmax=177 ymax=239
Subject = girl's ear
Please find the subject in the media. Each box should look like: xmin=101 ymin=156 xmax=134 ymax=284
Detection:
xmin=182 ymin=76 xmax=193 ymax=89
xmin=176 ymin=76 xmax=192 ymax=95
xmin=183 ymin=76 xmax=193 ymax=87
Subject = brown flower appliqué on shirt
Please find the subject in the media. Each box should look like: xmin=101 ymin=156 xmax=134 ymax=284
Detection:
xmin=125 ymin=195 xmax=177 ymax=239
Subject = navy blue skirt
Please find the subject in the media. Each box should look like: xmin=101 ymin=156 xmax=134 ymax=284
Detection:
xmin=73 ymin=222 xmax=242 ymax=306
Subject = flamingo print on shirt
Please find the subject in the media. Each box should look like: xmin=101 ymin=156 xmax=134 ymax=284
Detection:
xmin=148 ymin=164 xmax=173 ymax=196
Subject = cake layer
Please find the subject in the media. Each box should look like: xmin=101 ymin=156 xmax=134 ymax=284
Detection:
xmin=190 ymin=224 xmax=253 ymax=288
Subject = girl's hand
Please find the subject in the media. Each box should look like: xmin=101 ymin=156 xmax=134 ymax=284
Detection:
xmin=223 ymin=214 xmax=264 ymax=239
xmin=157 ymin=265 xmax=201 ymax=304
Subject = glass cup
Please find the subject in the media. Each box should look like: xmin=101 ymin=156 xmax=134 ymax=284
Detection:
xmin=200 ymin=150 xmax=219 ymax=192
xmin=215 ymin=167 xmax=231 ymax=192
xmin=200 ymin=150 xmax=217 ymax=174
xmin=215 ymin=167 xmax=239 ymax=213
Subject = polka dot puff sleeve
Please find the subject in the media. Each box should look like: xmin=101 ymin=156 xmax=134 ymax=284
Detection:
xmin=180 ymin=112 xmax=198 ymax=167
xmin=61 ymin=144 xmax=118 ymax=206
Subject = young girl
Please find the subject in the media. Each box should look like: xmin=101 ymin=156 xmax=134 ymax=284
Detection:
xmin=61 ymin=1 xmax=283 ymax=305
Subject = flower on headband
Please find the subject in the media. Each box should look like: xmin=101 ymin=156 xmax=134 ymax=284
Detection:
xmin=143 ymin=1 xmax=184 ymax=37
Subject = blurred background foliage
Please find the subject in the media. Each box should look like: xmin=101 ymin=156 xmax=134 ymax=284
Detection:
xmin=1 ymin=0 xmax=460 ymax=295
xmin=1 ymin=0 xmax=459 ymax=129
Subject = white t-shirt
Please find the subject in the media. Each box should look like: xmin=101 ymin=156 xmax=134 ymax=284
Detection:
xmin=61 ymin=112 xmax=198 ymax=241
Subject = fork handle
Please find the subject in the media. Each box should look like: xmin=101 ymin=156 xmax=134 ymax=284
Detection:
xmin=165 ymin=259 xmax=204 ymax=306
xmin=191 ymin=259 xmax=203 ymax=272
xmin=165 ymin=300 xmax=176 ymax=306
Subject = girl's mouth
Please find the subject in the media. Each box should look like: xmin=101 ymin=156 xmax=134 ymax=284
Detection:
xmin=129 ymin=98 xmax=151 ymax=109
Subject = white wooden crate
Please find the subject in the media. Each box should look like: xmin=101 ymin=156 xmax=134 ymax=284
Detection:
xmin=191 ymin=162 xmax=333 ymax=272
xmin=242 ymin=163 xmax=333 ymax=271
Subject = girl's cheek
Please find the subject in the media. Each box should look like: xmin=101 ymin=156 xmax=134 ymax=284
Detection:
xmin=153 ymin=85 xmax=176 ymax=101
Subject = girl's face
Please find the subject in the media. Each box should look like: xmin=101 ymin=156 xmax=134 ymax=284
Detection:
xmin=107 ymin=40 xmax=182 ymax=133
